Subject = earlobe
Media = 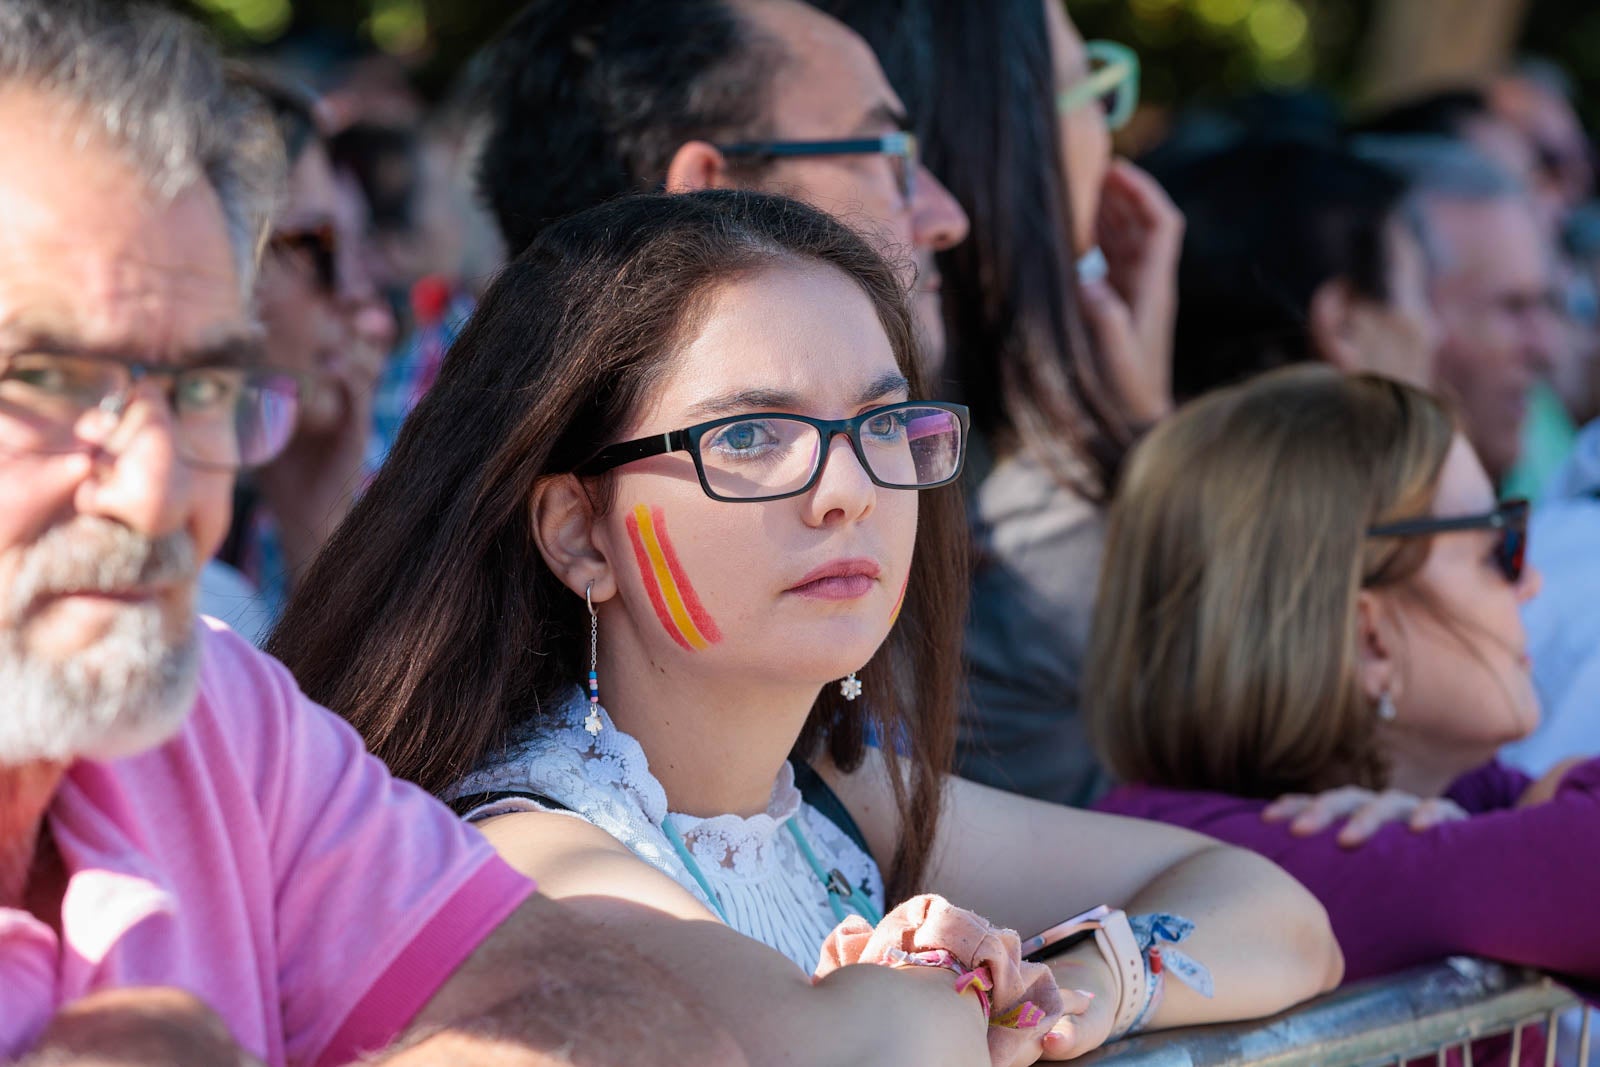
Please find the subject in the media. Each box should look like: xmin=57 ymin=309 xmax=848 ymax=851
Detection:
xmin=1309 ymin=277 xmax=1360 ymax=372
xmin=530 ymin=474 xmax=617 ymax=601
xmin=664 ymin=140 xmax=733 ymax=194
xmin=1353 ymin=590 xmax=1400 ymax=705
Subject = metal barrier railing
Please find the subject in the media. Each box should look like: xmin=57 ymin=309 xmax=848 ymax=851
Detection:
xmin=1080 ymin=958 xmax=1588 ymax=1067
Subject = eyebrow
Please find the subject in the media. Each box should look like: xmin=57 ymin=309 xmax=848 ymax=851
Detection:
xmin=853 ymin=101 xmax=912 ymax=137
xmin=0 ymin=330 xmax=267 ymax=368
xmin=685 ymin=371 xmax=912 ymax=421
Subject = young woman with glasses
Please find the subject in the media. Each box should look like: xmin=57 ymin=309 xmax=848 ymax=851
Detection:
xmin=269 ymin=190 xmax=1339 ymax=1065
xmin=1089 ymin=366 xmax=1600 ymax=990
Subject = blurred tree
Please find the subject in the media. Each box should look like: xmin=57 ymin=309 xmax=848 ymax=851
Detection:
xmin=178 ymin=0 xmax=1600 ymax=140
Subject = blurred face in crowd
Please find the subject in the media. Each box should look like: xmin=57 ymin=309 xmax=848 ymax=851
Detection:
xmin=258 ymin=140 xmax=393 ymax=439
xmin=0 ymin=88 xmax=243 ymax=763
xmin=1426 ymin=195 xmax=1558 ymax=483
xmin=1492 ymin=74 xmax=1594 ymax=218
xmin=1044 ymin=0 xmax=1110 ymax=256
xmin=733 ymin=0 xmax=968 ymax=364
xmin=1333 ymin=216 xmax=1440 ymax=387
xmin=1371 ymin=435 xmax=1541 ymax=784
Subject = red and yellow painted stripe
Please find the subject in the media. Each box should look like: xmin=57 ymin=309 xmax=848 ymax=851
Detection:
xmin=888 ymin=577 xmax=908 ymax=628
xmin=626 ymin=504 xmax=723 ymax=652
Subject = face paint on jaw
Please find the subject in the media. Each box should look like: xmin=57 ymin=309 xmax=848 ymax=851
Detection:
xmin=626 ymin=504 xmax=723 ymax=651
xmin=888 ymin=577 xmax=908 ymax=628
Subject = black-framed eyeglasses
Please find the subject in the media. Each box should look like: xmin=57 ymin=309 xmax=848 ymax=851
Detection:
xmin=0 ymin=351 xmax=303 ymax=471
xmin=716 ymin=132 xmax=919 ymax=204
xmin=576 ymin=401 xmax=969 ymax=503
xmin=1366 ymin=498 xmax=1530 ymax=583
xmin=267 ymin=221 xmax=338 ymax=295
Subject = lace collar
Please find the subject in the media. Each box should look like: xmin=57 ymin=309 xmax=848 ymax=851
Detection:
xmin=509 ymin=691 xmax=805 ymax=871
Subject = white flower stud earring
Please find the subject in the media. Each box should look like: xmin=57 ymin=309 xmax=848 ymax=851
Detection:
xmin=839 ymin=672 xmax=863 ymax=701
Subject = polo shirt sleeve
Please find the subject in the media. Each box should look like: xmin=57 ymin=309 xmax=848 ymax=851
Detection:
xmin=201 ymin=621 xmax=535 ymax=1067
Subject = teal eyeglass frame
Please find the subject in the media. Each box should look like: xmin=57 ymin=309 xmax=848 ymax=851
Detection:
xmin=1057 ymin=40 xmax=1140 ymax=131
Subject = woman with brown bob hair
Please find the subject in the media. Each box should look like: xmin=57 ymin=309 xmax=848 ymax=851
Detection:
xmin=272 ymin=190 xmax=1339 ymax=1065
xmin=1091 ymin=366 xmax=1600 ymax=988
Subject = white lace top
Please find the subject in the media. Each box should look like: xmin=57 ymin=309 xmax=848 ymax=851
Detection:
xmin=446 ymin=693 xmax=885 ymax=973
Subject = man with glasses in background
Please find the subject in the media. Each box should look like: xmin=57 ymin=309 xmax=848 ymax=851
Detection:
xmin=471 ymin=0 xmax=967 ymax=375
xmin=0 ymin=2 xmax=743 ymax=1064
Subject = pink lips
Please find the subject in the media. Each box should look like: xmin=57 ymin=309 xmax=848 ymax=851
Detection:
xmin=787 ymin=558 xmax=881 ymax=601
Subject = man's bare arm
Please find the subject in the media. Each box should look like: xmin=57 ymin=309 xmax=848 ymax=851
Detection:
xmin=19 ymin=989 xmax=258 ymax=1067
xmin=382 ymin=892 xmax=747 ymax=1067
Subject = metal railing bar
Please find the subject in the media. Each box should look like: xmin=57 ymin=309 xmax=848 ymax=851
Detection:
xmin=1081 ymin=960 xmax=1580 ymax=1067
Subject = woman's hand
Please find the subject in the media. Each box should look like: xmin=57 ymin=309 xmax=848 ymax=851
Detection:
xmin=1082 ymin=159 xmax=1183 ymax=425
xmin=1264 ymin=786 xmax=1468 ymax=847
xmin=256 ymin=331 xmax=386 ymax=587
xmin=1038 ymin=947 xmax=1116 ymax=1060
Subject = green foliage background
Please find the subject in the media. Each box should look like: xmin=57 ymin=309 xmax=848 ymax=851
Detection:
xmin=179 ymin=0 xmax=1599 ymax=131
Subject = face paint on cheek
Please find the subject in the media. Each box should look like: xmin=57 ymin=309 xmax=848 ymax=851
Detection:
xmin=888 ymin=577 xmax=908 ymax=628
xmin=625 ymin=504 xmax=723 ymax=651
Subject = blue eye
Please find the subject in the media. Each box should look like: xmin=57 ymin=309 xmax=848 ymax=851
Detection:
xmin=707 ymin=419 xmax=780 ymax=459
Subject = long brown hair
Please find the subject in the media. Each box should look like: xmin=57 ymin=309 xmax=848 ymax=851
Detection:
xmin=814 ymin=0 xmax=1132 ymax=497
xmin=922 ymin=0 xmax=1133 ymax=498
xmin=268 ymin=190 xmax=966 ymax=901
xmin=1086 ymin=367 xmax=1456 ymax=797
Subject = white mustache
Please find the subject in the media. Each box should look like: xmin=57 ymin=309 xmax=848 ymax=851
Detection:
xmin=7 ymin=518 xmax=197 ymax=619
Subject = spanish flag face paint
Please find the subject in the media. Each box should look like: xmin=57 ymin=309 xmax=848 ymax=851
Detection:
xmin=888 ymin=577 xmax=908 ymax=628
xmin=626 ymin=505 xmax=723 ymax=652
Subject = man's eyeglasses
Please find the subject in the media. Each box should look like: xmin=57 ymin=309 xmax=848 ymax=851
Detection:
xmin=267 ymin=222 xmax=338 ymax=295
xmin=576 ymin=401 xmax=969 ymax=503
xmin=1366 ymin=498 xmax=1530 ymax=583
xmin=1057 ymin=40 xmax=1140 ymax=131
xmin=716 ymin=132 xmax=919 ymax=204
xmin=0 ymin=351 xmax=302 ymax=471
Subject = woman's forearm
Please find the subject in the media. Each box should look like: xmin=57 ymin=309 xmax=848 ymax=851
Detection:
xmin=812 ymin=965 xmax=991 ymax=1067
xmin=1121 ymin=844 xmax=1341 ymax=1029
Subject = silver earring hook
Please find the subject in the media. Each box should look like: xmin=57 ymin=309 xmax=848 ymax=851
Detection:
xmin=585 ymin=579 xmax=596 ymax=618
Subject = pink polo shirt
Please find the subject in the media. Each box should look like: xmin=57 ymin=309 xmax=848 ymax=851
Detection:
xmin=0 ymin=618 xmax=535 ymax=1066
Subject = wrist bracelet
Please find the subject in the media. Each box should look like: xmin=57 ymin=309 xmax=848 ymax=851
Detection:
xmin=881 ymin=947 xmax=1047 ymax=1030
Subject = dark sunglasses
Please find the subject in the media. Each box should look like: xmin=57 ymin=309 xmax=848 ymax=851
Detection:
xmin=1366 ymin=498 xmax=1530 ymax=583
xmin=266 ymin=222 xmax=338 ymax=294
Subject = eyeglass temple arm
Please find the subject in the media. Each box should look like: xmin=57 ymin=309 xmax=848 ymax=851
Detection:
xmin=1367 ymin=503 xmax=1528 ymax=538
xmin=575 ymin=429 xmax=686 ymax=476
xmin=716 ymin=137 xmax=901 ymax=159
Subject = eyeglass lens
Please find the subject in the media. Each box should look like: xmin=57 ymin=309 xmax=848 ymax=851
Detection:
xmin=0 ymin=353 xmax=301 ymax=470
xmin=696 ymin=405 xmax=963 ymax=500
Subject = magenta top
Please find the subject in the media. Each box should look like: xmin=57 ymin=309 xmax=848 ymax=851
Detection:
xmin=1097 ymin=758 xmax=1600 ymax=985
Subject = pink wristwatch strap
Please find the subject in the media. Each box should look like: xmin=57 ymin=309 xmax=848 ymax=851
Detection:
xmin=1091 ymin=908 xmax=1149 ymax=1040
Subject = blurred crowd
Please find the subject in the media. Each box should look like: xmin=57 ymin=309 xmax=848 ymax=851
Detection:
xmin=4 ymin=1 xmax=1600 ymax=1065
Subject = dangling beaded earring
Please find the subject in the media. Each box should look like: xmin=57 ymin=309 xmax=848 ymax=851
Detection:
xmin=1377 ymin=691 xmax=1398 ymax=722
xmin=839 ymin=672 xmax=863 ymax=701
xmin=584 ymin=581 xmax=603 ymax=736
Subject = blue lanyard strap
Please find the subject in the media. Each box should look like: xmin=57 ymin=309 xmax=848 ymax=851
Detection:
xmin=662 ymin=815 xmax=730 ymax=923
xmin=787 ymin=816 xmax=884 ymax=927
